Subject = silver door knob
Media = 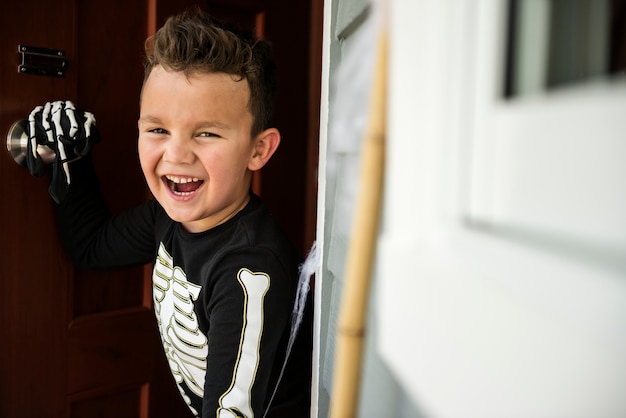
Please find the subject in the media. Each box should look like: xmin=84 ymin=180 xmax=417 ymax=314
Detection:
xmin=6 ymin=119 xmax=56 ymax=166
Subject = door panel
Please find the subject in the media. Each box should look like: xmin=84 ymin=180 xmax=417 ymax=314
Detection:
xmin=69 ymin=387 xmax=145 ymax=418
xmin=67 ymin=309 xmax=156 ymax=395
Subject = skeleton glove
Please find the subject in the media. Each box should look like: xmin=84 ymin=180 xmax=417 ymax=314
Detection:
xmin=25 ymin=100 xmax=100 ymax=203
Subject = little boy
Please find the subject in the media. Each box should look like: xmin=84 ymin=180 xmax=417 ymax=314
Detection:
xmin=24 ymin=7 xmax=312 ymax=418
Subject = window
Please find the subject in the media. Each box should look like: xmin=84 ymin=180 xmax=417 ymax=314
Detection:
xmin=504 ymin=0 xmax=626 ymax=98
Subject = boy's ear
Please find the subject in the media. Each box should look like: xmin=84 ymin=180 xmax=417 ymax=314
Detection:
xmin=248 ymin=128 xmax=281 ymax=171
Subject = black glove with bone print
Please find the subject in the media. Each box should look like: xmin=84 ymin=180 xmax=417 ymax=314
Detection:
xmin=25 ymin=100 xmax=100 ymax=203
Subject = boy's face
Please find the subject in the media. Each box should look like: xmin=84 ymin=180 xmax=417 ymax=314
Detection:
xmin=138 ymin=66 xmax=258 ymax=232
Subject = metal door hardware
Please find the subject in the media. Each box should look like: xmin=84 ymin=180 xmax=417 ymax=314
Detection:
xmin=18 ymin=45 xmax=68 ymax=77
xmin=6 ymin=119 xmax=56 ymax=166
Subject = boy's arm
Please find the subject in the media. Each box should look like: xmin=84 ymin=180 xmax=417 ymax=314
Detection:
xmin=202 ymin=249 xmax=296 ymax=417
xmin=54 ymin=157 xmax=157 ymax=270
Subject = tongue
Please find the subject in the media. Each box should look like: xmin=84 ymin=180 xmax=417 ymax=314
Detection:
xmin=175 ymin=181 xmax=202 ymax=193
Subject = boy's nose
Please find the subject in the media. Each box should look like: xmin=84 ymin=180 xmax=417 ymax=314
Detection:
xmin=163 ymin=135 xmax=194 ymax=164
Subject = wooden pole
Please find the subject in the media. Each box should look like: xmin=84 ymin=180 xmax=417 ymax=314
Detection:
xmin=329 ymin=30 xmax=387 ymax=418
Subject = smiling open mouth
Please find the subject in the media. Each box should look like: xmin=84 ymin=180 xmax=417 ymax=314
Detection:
xmin=164 ymin=175 xmax=205 ymax=195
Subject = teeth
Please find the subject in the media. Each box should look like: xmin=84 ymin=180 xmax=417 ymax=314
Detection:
xmin=165 ymin=175 xmax=200 ymax=184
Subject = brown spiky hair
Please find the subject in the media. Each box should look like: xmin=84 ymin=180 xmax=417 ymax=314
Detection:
xmin=143 ymin=7 xmax=277 ymax=137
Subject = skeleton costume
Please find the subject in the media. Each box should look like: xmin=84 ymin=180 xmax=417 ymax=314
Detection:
xmin=53 ymin=155 xmax=312 ymax=418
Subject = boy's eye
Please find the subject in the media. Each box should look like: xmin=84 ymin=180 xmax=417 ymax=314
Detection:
xmin=149 ymin=128 xmax=168 ymax=134
xmin=198 ymin=132 xmax=221 ymax=139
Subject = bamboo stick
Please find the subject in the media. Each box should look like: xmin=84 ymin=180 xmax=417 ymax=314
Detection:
xmin=329 ymin=30 xmax=388 ymax=418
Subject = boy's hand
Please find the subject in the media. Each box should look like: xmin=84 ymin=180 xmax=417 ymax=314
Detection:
xmin=25 ymin=100 xmax=100 ymax=203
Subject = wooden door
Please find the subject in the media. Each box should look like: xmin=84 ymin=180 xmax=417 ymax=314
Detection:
xmin=0 ymin=0 xmax=195 ymax=417
xmin=0 ymin=0 xmax=319 ymax=416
